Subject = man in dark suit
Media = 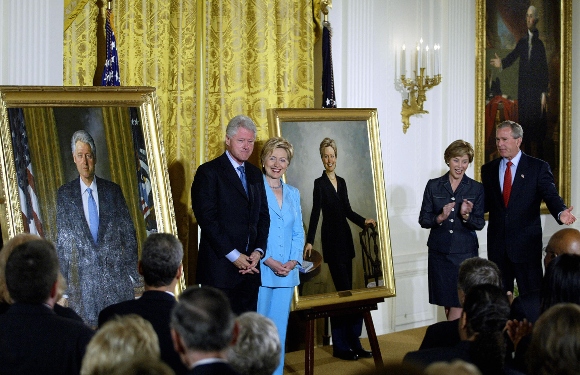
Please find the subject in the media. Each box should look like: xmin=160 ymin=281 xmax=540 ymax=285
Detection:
xmin=56 ymin=130 xmax=140 ymax=327
xmin=98 ymin=232 xmax=187 ymax=375
xmin=191 ymin=115 xmax=269 ymax=315
xmin=0 ymin=239 xmax=94 ymax=374
xmin=170 ymin=286 xmax=240 ymax=375
xmin=490 ymin=5 xmax=549 ymax=158
xmin=481 ymin=121 xmax=575 ymax=296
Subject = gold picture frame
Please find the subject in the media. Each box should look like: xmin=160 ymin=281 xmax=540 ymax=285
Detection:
xmin=475 ymin=0 xmax=572 ymax=212
xmin=0 ymin=86 xmax=180 ymax=287
xmin=267 ymin=108 xmax=395 ymax=310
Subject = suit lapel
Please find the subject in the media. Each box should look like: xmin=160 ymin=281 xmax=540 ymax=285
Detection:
xmin=219 ymin=153 xmax=248 ymax=199
xmin=264 ymin=177 xmax=282 ymax=216
xmin=509 ymin=153 xmax=527 ymax=202
xmin=74 ymin=178 xmax=95 ymax=243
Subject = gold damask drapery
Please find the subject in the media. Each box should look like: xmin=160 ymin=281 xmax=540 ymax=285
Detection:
xmin=63 ymin=1 xmax=318 ymax=283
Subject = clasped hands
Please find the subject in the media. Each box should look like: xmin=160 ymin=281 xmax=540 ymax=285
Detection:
xmin=264 ymin=257 xmax=297 ymax=277
xmin=233 ymin=250 xmax=262 ymax=274
xmin=437 ymin=199 xmax=473 ymax=223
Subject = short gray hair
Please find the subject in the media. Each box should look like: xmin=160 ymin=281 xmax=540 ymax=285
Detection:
xmin=225 ymin=115 xmax=257 ymax=139
xmin=170 ymin=286 xmax=235 ymax=352
xmin=228 ymin=312 xmax=281 ymax=375
xmin=497 ymin=120 xmax=523 ymax=139
xmin=457 ymin=257 xmax=501 ymax=294
xmin=71 ymin=130 xmax=97 ymax=157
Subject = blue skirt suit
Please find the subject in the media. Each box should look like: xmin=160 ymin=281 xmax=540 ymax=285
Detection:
xmin=419 ymin=173 xmax=485 ymax=307
xmin=257 ymin=177 xmax=304 ymax=375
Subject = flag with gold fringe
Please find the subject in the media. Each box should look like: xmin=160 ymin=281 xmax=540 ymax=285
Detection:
xmin=322 ymin=21 xmax=337 ymax=108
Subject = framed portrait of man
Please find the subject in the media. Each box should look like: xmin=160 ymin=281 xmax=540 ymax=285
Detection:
xmin=474 ymin=0 xmax=571 ymax=209
xmin=0 ymin=86 xmax=179 ymax=325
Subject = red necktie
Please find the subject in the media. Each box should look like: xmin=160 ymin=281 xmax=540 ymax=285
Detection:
xmin=503 ymin=161 xmax=513 ymax=207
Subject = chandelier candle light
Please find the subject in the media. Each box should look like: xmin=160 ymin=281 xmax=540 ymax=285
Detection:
xmin=397 ymin=39 xmax=441 ymax=133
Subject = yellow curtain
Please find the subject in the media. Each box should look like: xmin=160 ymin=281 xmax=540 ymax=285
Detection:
xmin=63 ymin=1 xmax=317 ymax=284
xmin=23 ymin=108 xmax=65 ymax=243
xmin=203 ymin=1 xmax=315 ymax=161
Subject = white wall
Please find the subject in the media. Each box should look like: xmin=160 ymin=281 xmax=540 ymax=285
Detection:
xmin=330 ymin=0 xmax=580 ymax=334
xmin=0 ymin=0 xmax=63 ymax=85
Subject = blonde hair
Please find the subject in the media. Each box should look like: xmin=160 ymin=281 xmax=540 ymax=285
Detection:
xmin=425 ymin=360 xmax=482 ymax=375
xmin=0 ymin=233 xmax=42 ymax=303
xmin=81 ymin=315 xmax=160 ymax=375
xmin=260 ymin=137 xmax=294 ymax=168
xmin=319 ymin=137 xmax=337 ymax=158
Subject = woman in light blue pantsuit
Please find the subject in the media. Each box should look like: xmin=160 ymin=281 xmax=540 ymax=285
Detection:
xmin=257 ymin=137 xmax=304 ymax=375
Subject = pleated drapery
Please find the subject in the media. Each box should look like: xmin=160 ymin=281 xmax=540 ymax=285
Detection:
xmin=63 ymin=1 xmax=317 ymax=283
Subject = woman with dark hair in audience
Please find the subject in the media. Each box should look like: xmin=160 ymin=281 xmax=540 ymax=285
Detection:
xmin=403 ymin=284 xmax=512 ymax=375
xmin=526 ymin=303 xmax=580 ymax=375
xmin=509 ymin=253 xmax=580 ymax=371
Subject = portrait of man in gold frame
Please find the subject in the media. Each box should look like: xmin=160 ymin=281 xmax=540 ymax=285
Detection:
xmin=474 ymin=0 xmax=572 ymax=211
xmin=0 ymin=86 xmax=181 ymax=300
xmin=267 ymin=108 xmax=395 ymax=310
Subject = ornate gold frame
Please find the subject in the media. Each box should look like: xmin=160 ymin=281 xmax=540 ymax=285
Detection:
xmin=267 ymin=108 xmax=395 ymax=310
xmin=0 ymin=86 xmax=182 ymax=290
xmin=474 ymin=0 xmax=572 ymax=212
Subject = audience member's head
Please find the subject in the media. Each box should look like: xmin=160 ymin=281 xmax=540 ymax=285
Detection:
xmin=5 ymin=239 xmax=59 ymax=305
xmin=0 ymin=233 xmax=43 ymax=303
xmin=81 ymin=314 xmax=160 ymax=375
xmin=110 ymin=356 xmax=175 ymax=375
xmin=543 ymin=228 xmax=580 ymax=268
xmin=425 ymin=359 xmax=482 ymax=375
xmin=527 ymin=303 xmax=580 ymax=375
xmin=170 ymin=286 xmax=235 ymax=368
xmin=540 ymin=253 xmax=580 ymax=314
xmin=457 ymin=257 xmax=501 ymax=305
xmin=461 ymin=284 xmax=510 ymax=375
xmin=228 ymin=312 xmax=280 ymax=375
xmin=139 ymin=233 xmax=183 ymax=288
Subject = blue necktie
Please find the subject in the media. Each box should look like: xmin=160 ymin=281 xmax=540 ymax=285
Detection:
xmin=237 ymin=165 xmax=248 ymax=193
xmin=87 ymin=188 xmax=99 ymax=244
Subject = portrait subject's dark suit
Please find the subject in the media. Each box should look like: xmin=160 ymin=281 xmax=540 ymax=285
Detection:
xmin=191 ymin=153 xmax=269 ymax=314
xmin=56 ymin=176 xmax=140 ymax=327
xmin=306 ymin=172 xmax=366 ymax=352
xmin=98 ymin=290 xmax=187 ymax=375
xmin=0 ymin=303 xmax=94 ymax=375
xmin=481 ymin=153 xmax=566 ymax=294
xmin=501 ymin=29 xmax=549 ymax=151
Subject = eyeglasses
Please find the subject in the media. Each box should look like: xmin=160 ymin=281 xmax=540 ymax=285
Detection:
xmin=543 ymin=246 xmax=559 ymax=262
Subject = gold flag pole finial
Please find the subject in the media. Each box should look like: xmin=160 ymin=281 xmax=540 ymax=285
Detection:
xmin=321 ymin=0 xmax=332 ymax=23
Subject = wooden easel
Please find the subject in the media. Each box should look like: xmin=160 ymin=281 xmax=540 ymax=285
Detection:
xmin=295 ymin=298 xmax=385 ymax=375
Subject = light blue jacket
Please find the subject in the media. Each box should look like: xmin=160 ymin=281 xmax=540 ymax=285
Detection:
xmin=260 ymin=176 xmax=304 ymax=287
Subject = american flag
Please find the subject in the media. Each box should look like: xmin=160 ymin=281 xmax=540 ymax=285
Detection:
xmin=8 ymin=108 xmax=44 ymax=236
xmin=101 ymin=8 xmax=121 ymax=86
xmin=130 ymin=108 xmax=157 ymax=234
xmin=322 ymin=22 xmax=337 ymax=108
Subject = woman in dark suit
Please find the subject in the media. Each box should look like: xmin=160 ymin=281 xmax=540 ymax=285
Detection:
xmin=419 ymin=140 xmax=485 ymax=321
xmin=303 ymin=137 xmax=376 ymax=361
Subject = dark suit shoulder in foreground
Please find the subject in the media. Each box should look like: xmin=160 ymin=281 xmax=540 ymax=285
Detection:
xmin=0 ymin=303 xmax=94 ymax=375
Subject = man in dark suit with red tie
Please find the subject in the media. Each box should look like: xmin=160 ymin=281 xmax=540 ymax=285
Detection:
xmin=191 ymin=115 xmax=269 ymax=315
xmin=481 ymin=120 xmax=575 ymax=295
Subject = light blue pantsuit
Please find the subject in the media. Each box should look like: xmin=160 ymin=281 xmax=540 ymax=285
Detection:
xmin=258 ymin=177 xmax=304 ymax=375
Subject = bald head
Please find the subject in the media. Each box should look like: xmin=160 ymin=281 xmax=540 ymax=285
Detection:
xmin=544 ymin=228 xmax=580 ymax=267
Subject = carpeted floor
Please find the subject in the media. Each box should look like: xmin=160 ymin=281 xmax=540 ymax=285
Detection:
xmin=283 ymin=325 xmax=427 ymax=374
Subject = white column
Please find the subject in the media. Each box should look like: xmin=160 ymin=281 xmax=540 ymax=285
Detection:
xmin=0 ymin=0 xmax=63 ymax=85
